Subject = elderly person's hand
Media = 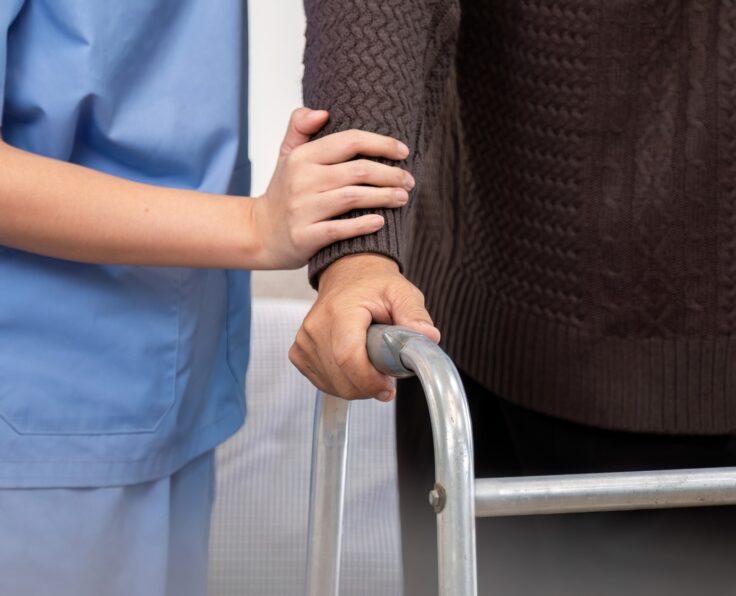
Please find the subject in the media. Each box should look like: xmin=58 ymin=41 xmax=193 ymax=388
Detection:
xmin=289 ymin=253 xmax=440 ymax=401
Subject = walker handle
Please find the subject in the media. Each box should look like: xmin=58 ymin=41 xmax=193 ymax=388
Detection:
xmin=305 ymin=325 xmax=478 ymax=596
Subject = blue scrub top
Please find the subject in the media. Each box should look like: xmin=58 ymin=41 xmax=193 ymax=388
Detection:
xmin=0 ymin=0 xmax=251 ymax=487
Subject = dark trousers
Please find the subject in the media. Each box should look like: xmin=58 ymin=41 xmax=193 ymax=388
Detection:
xmin=396 ymin=372 xmax=736 ymax=596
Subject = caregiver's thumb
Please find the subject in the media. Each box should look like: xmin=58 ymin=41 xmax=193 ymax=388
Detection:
xmin=279 ymin=107 xmax=329 ymax=156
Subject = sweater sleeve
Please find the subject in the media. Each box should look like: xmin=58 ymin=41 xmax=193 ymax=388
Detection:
xmin=303 ymin=0 xmax=460 ymax=287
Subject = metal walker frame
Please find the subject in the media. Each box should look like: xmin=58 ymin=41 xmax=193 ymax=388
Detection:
xmin=305 ymin=325 xmax=736 ymax=596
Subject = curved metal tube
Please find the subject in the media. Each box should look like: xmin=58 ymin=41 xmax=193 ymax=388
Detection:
xmin=305 ymin=393 xmax=351 ymax=596
xmin=305 ymin=325 xmax=477 ymax=596
xmin=369 ymin=325 xmax=477 ymax=596
xmin=306 ymin=325 xmax=736 ymax=596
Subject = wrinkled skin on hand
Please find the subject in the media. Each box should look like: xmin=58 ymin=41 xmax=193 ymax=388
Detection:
xmin=289 ymin=253 xmax=440 ymax=401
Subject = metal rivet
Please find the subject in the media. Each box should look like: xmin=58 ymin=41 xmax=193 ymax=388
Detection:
xmin=429 ymin=483 xmax=447 ymax=513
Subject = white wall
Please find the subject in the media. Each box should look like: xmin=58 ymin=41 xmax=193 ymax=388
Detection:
xmin=249 ymin=1 xmax=316 ymax=300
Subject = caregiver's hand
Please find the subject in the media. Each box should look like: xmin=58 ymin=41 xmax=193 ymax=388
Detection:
xmin=289 ymin=253 xmax=440 ymax=401
xmin=0 ymin=107 xmax=411 ymax=270
xmin=250 ymin=108 xmax=415 ymax=269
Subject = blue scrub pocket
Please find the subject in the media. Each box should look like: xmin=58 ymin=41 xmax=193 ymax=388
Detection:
xmin=0 ymin=251 xmax=180 ymax=435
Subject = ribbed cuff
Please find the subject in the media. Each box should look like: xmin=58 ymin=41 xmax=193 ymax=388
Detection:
xmin=308 ymin=205 xmax=406 ymax=289
xmin=408 ymin=227 xmax=736 ymax=435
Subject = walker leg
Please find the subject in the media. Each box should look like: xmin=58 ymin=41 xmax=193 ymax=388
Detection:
xmin=368 ymin=325 xmax=478 ymax=596
xmin=305 ymin=393 xmax=351 ymax=596
xmin=305 ymin=325 xmax=478 ymax=596
xmin=398 ymin=334 xmax=478 ymax=596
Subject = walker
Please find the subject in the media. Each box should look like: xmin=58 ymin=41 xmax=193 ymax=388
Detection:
xmin=306 ymin=325 xmax=736 ymax=596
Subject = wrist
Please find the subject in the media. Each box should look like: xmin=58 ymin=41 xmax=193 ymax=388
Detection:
xmin=318 ymin=253 xmax=400 ymax=291
xmin=232 ymin=195 xmax=267 ymax=269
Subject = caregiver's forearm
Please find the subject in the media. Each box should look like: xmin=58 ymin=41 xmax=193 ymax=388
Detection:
xmin=0 ymin=137 xmax=256 ymax=268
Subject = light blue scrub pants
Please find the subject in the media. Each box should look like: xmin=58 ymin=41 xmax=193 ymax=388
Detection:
xmin=0 ymin=451 xmax=215 ymax=596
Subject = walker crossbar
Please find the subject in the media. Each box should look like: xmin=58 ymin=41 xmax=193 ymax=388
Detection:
xmin=475 ymin=467 xmax=736 ymax=517
xmin=305 ymin=325 xmax=736 ymax=596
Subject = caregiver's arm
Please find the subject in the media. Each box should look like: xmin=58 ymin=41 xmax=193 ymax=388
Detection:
xmin=0 ymin=108 xmax=413 ymax=270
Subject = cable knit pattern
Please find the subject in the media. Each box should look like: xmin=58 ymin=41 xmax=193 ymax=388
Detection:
xmin=304 ymin=0 xmax=460 ymax=280
xmin=305 ymin=0 xmax=736 ymax=434
xmin=718 ymin=2 xmax=736 ymax=334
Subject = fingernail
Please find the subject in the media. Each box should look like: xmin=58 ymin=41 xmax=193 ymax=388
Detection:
xmin=394 ymin=189 xmax=409 ymax=203
xmin=405 ymin=174 xmax=416 ymax=190
xmin=397 ymin=142 xmax=410 ymax=158
xmin=310 ymin=109 xmax=328 ymax=120
xmin=370 ymin=215 xmax=385 ymax=227
xmin=377 ymin=389 xmax=394 ymax=402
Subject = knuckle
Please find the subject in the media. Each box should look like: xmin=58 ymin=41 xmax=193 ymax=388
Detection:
xmin=333 ymin=349 xmax=353 ymax=370
xmin=293 ymin=327 xmax=306 ymax=346
xmin=341 ymin=187 xmax=361 ymax=207
xmin=285 ymin=147 xmax=303 ymax=167
xmin=387 ymin=279 xmax=421 ymax=304
xmin=324 ymin=300 xmax=345 ymax=321
xmin=285 ymin=152 xmax=308 ymax=176
xmin=324 ymin=222 xmax=341 ymax=243
xmin=351 ymin=161 xmax=370 ymax=179
xmin=302 ymin=316 xmax=321 ymax=339
xmin=287 ymin=344 xmax=300 ymax=367
xmin=332 ymin=336 xmax=364 ymax=368
xmin=346 ymin=130 xmax=363 ymax=151
xmin=340 ymin=187 xmax=355 ymax=200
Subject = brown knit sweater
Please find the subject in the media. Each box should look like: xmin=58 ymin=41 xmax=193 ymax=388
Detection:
xmin=304 ymin=0 xmax=736 ymax=435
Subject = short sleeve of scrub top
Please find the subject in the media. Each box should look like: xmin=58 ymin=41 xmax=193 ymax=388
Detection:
xmin=0 ymin=0 xmax=252 ymax=488
xmin=0 ymin=1 xmax=24 ymax=116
